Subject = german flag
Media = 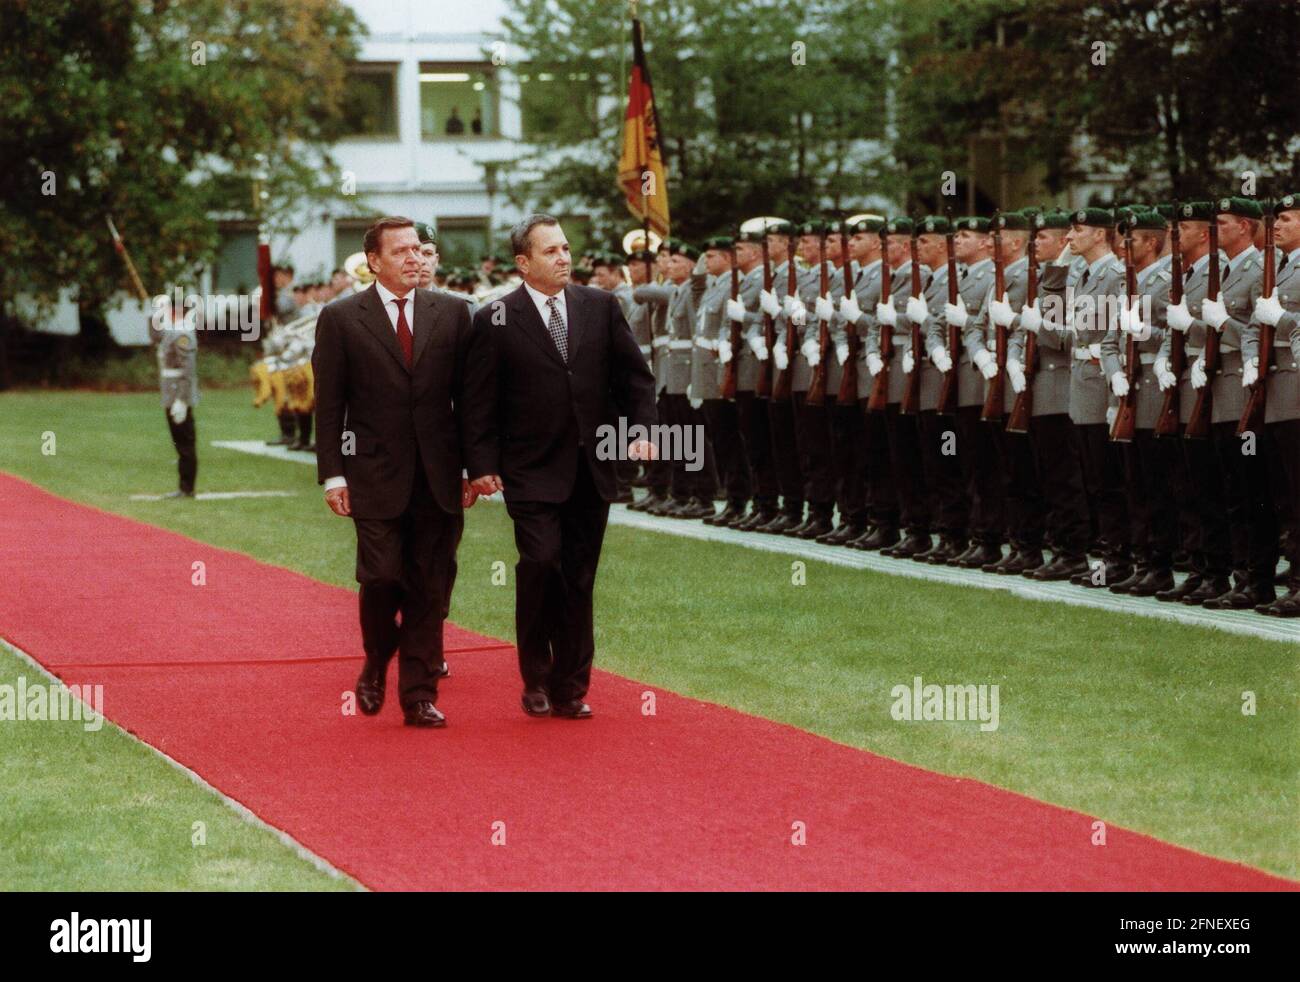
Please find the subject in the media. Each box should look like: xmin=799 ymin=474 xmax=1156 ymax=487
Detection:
xmin=617 ymin=16 xmax=670 ymax=237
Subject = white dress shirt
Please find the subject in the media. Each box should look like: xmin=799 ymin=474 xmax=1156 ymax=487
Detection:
xmin=524 ymin=281 xmax=567 ymax=331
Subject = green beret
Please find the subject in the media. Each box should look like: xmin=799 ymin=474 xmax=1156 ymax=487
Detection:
xmin=591 ymin=251 xmax=623 ymax=269
xmin=885 ymin=217 xmax=914 ymax=235
xmin=918 ymin=215 xmax=952 ymax=235
xmin=702 ymin=235 xmax=735 ymax=251
xmin=796 ymin=220 xmax=830 ymax=236
xmin=764 ymin=220 xmax=796 ymax=237
xmin=992 ymin=212 xmax=1029 ymax=231
xmin=416 ymin=222 xmax=437 ymax=245
xmin=1131 ymin=210 xmax=1166 ymax=231
xmin=735 ymin=228 xmax=765 ymax=244
xmin=955 ymin=216 xmax=991 ymax=233
xmin=1276 ymin=193 xmax=1300 ymax=215
xmin=1176 ymin=201 xmax=1214 ymax=222
xmin=1071 ymin=207 xmax=1114 ymax=228
xmin=672 ymin=242 xmax=701 ymax=260
xmin=628 ymin=249 xmax=655 ymax=263
xmin=1216 ymin=196 xmax=1263 ymax=220
xmin=844 ymin=216 xmax=886 ymax=235
xmin=1153 ymin=204 xmax=1175 ymax=221
xmin=1036 ymin=209 xmax=1071 ymax=230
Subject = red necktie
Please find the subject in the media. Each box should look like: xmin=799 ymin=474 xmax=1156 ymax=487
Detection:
xmin=393 ymin=297 xmax=413 ymax=367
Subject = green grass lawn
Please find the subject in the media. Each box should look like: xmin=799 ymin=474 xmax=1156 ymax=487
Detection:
xmin=1 ymin=387 xmax=1297 ymax=884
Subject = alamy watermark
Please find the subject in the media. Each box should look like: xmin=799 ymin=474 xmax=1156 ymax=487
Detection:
xmin=0 ymin=676 xmax=104 ymax=731
xmin=595 ymin=416 xmax=706 ymax=472
xmin=890 ymin=675 xmax=1000 ymax=732
xmin=151 ymin=286 xmax=261 ymax=341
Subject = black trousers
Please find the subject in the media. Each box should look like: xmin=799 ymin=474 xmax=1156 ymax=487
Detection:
xmin=703 ymin=398 xmax=751 ymax=506
xmin=1212 ymin=420 xmax=1277 ymax=584
xmin=794 ymin=391 xmax=835 ymax=513
xmin=831 ymin=398 xmax=869 ymax=526
xmin=505 ymin=456 xmax=610 ymax=706
xmin=1029 ymin=414 xmax=1089 ymax=559
xmin=1181 ymin=432 xmax=1231 ymax=579
xmin=736 ymin=391 xmax=779 ymax=508
xmin=864 ymin=407 xmax=899 ymax=531
xmin=647 ymin=392 xmax=674 ymax=495
xmin=884 ymin=405 xmax=929 ymax=534
xmin=1071 ymin=421 xmax=1129 ymax=562
xmin=918 ymin=410 xmax=967 ymax=537
xmin=164 ymin=407 xmax=197 ymax=493
xmin=1157 ymin=427 xmax=1199 ymax=564
xmin=991 ymin=425 xmax=1044 ymax=550
xmin=353 ymin=460 xmax=463 ymax=708
xmin=1122 ymin=429 xmax=1177 ymax=570
xmin=955 ymin=406 xmax=1005 ymax=546
xmin=664 ymin=394 xmax=717 ymax=500
xmin=1268 ymin=419 xmax=1300 ymax=583
xmin=766 ymin=395 xmax=804 ymax=516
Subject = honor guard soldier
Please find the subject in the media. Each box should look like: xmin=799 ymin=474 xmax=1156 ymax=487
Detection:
xmin=629 ymin=242 xmax=678 ymax=513
xmin=150 ymin=291 xmax=200 ymax=498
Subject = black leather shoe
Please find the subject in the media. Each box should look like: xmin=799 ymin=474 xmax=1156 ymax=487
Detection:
xmin=884 ymin=532 xmax=930 ymax=558
xmin=1085 ymin=562 xmax=1131 ymax=588
xmin=1264 ymin=591 xmax=1300 ymax=617
xmin=551 ymin=700 xmax=593 ymax=719
xmin=1029 ymin=556 xmax=1090 ymax=581
xmin=781 ymin=515 xmax=815 ymax=537
xmin=985 ymin=548 xmax=1037 ymax=575
xmin=957 ymin=543 xmax=1002 ymax=569
xmin=851 ymin=526 xmax=899 ymax=551
xmin=946 ymin=541 xmax=981 ymax=567
xmin=795 ymin=514 xmax=834 ymax=539
xmin=627 ymin=492 xmax=663 ymax=512
xmin=648 ymin=496 xmax=685 ymax=516
xmin=521 ymin=689 xmax=551 ymax=717
xmin=1203 ymin=583 xmax=1275 ymax=610
xmin=1156 ymin=572 xmax=1202 ymax=603
xmin=355 ymin=662 xmax=386 ymax=716
xmin=1128 ymin=568 xmax=1174 ymax=597
xmin=817 ymin=523 xmax=863 ymax=545
xmin=403 ymin=701 xmax=446 ymax=727
xmin=1181 ymin=577 xmax=1231 ymax=605
xmin=757 ymin=512 xmax=800 ymax=534
xmin=1108 ymin=567 xmax=1149 ymax=594
xmin=705 ymin=501 xmax=745 ymax=526
xmin=733 ymin=508 xmax=775 ymax=531
xmin=924 ymin=537 xmax=965 ymax=564
xmin=679 ymin=497 xmax=716 ymax=519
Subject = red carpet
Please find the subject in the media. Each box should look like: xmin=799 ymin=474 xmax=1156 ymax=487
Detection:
xmin=0 ymin=471 xmax=1293 ymax=891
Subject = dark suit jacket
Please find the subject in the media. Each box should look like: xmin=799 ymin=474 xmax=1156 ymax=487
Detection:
xmin=312 ymin=283 xmax=495 ymax=520
xmin=472 ymin=283 xmax=657 ymax=503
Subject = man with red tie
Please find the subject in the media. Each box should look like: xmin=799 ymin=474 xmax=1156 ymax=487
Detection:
xmin=313 ymin=217 xmax=496 ymax=728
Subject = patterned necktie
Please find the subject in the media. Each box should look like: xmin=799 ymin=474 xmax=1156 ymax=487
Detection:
xmin=393 ymin=297 xmax=413 ymax=367
xmin=545 ymin=296 xmax=569 ymax=363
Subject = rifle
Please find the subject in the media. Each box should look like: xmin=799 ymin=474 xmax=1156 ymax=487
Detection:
xmin=900 ymin=231 xmax=924 ymax=415
xmin=105 ymin=216 xmax=151 ymax=302
xmin=806 ymin=230 xmax=832 ymax=406
xmin=772 ymin=229 xmax=799 ymax=401
xmin=1109 ymin=216 xmax=1140 ymax=442
xmin=755 ymin=227 xmax=775 ymax=399
xmin=837 ymin=227 xmax=861 ymax=404
xmin=720 ymin=243 xmax=742 ymax=400
xmin=936 ymin=209 xmax=960 ymax=414
xmin=1006 ymin=218 xmax=1039 ymax=433
xmin=981 ymin=210 xmax=1007 ymax=421
xmin=867 ymin=228 xmax=893 ymax=413
xmin=1154 ymin=202 xmax=1185 ymax=437
xmin=1238 ymin=201 xmax=1275 ymax=435
xmin=1184 ymin=219 xmax=1221 ymax=439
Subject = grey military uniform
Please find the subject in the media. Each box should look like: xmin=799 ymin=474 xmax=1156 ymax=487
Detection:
xmin=940 ymin=256 xmax=996 ymax=409
xmin=692 ymin=273 xmax=730 ymax=400
xmin=717 ymin=264 xmax=766 ymax=392
xmin=151 ymin=312 xmax=199 ymax=410
xmin=1245 ymin=246 xmax=1300 ymax=424
xmin=847 ymin=258 xmax=884 ymax=400
xmin=623 ymin=282 xmax=654 ymax=366
xmin=1099 ymin=259 xmax=1171 ymax=430
xmin=918 ymin=262 xmax=956 ymax=410
xmin=867 ymin=261 xmax=929 ymax=405
xmin=970 ymin=255 xmax=1028 ymax=415
xmin=1009 ymin=261 xmax=1074 ymax=417
xmin=666 ymin=269 xmax=707 ymax=396
xmin=633 ymin=281 xmax=675 ymax=394
xmin=1156 ymin=251 xmax=1217 ymax=425
xmin=791 ymin=261 xmax=826 ymax=393
xmin=1209 ymin=246 xmax=1263 ymax=424
xmin=1068 ymin=251 xmax=1126 ymax=426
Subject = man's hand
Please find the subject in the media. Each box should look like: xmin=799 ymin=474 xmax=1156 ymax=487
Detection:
xmin=325 ymin=486 xmax=351 ymax=517
xmin=169 ymin=398 xmax=187 ymax=425
xmin=748 ymin=334 xmax=769 ymax=361
xmin=1167 ymin=299 xmax=1194 ymax=333
xmin=1242 ymin=357 xmax=1259 ymax=388
xmin=470 ymin=474 xmax=503 ymax=495
xmin=876 ymin=300 xmax=898 ymax=328
xmin=814 ymin=295 xmax=835 ymax=323
xmin=839 ymin=294 xmax=862 ymax=324
xmin=906 ymin=295 xmax=929 ymax=325
xmin=989 ymin=293 xmax=1015 ymax=328
xmin=1110 ymin=371 xmax=1129 ymax=398
xmin=628 ymin=439 xmax=658 ymax=462
xmin=726 ymin=298 xmax=746 ymax=323
xmin=1155 ymin=357 xmax=1177 ymax=391
xmin=760 ymin=290 xmax=781 ymax=318
xmin=1254 ymin=292 xmax=1284 ymax=327
xmin=1007 ymin=357 xmax=1026 ymax=394
xmin=1019 ymin=300 xmax=1042 ymax=334
xmin=931 ymin=347 xmax=953 ymax=373
xmin=974 ymin=348 xmax=997 ymax=380
xmin=1201 ymin=294 xmax=1229 ymax=331
xmin=866 ymin=352 xmax=884 ymax=376
xmin=902 ymin=350 xmax=915 ymax=374
xmin=462 ymin=478 xmax=479 ymax=509
xmin=944 ymin=296 xmax=968 ymax=329
xmin=1190 ymin=355 xmax=1208 ymax=390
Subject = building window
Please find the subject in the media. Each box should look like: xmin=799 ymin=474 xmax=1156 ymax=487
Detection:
xmin=212 ymin=224 xmax=258 ymax=295
xmin=434 ymin=218 xmax=491 ymax=268
xmin=420 ymin=64 xmax=498 ymax=139
xmin=334 ymin=220 xmax=371 ymax=269
xmin=341 ymin=64 xmax=399 ymax=138
xmin=519 ymin=68 xmax=598 ymax=142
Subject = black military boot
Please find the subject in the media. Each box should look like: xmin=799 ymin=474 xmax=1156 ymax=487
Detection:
xmin=795 ymin=508 xmax=835 ymax=540
xmin=268 ymin=412 xmax=296 ymax=446
xmin=1155 ymin=572 xmax=1202 ymax=602
xmin=851 ymin=526 xmax=899 ymax=551
xmin=886 ymin=531 xmax=931 ymax=559
xmin=1128 ymin=568 xmax=1174 ymax=597
xmin=705 ymin=500 xmax=747 ymax=526
xmin=1108 ymin=565 xmax=1149 ymax=595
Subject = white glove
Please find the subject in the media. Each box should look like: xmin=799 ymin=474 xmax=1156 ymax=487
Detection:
xmin=726 ymin=298 xmax=746 ymax=323
xmin=1007 ymin=357 xmax=1026 ymax=394
xmin=835 ymin=342 xmax=849 ymax=366
xmin=760 ymin=290 xmax=781 ymax=318
xmin=773 ymin=341 xmax=789 ymax=371
xmin=1254 ymin=292 xmax=1284 ymax=327
xmin=1242 ymin=357 xmax=1258 ymax=388
xmin=979 ymin=357 xmax=998 ymax=381
xmin=782 ymin=294 xmax=799 ymax=316
xmin=1155 ymin=357 xmax=1177 ymax=391
xmin=801 ymin=337 xmax=821 ymax=366
xmin=1105 ymin=405 xmax=1118 ymax=428
xmin=989 ymin=293 xmax=1015 ymax=328
xmin=866 ymin=353 xmax=884 ymax=376
xmin=1190 ymin=356 xmax=1208 ymax=389
xmin=748 ymin=335 xmax=769 ymax=361
xmin=1110 ymin=371 xmax=1129 ymax=398
xmin=1201 ymin=294 xmax=1229 ymax=331
xmin=789 ymin=299 xmax=808 ymax=327
xmin=169 ymin=398 xmax=187 ymax=425
xmin=815 ymin=295 xmax=835 ymax=323
xmin=1167 ymin=299 xmax=1193 ymax=333
xmin=906 ymin=295 xmax=929 ymax=325
xmin=717 ymin=339 xmax=733 ymax=364
xmin=839 ymin=294 xmax=862 ymax=324
xmin=944 ymin=295 xmax=968 ymax=329
xmin=876 ymin=301 xmax=898 ymax=328
xmin=903 ymin=350 xmax=915 ymax=374
xmin=1019 ymin=301 xmax=1042 ymax=334
xmin=1124 ymin=299 xmax=1150 ymax=341
xmin=931 ymin=347 xmax=953 ymax=373
xmin=973 ymin=348 xmax=994 ymax=373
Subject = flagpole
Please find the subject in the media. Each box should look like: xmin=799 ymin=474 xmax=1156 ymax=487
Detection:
xmin=630 ymin=3 xmax=652 ymax=279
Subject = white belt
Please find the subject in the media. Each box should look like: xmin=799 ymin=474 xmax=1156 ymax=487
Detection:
xmin=1139 ymin=353 xmax=1156 ymax=365
xmin=1220 ymin=344 xmax=1240 ymax=353
xmin=694 ymin=337 xmax=717 ymax=350
xmin=891 ymin=334 xmax=910 ymax=346
xmin=160 ymin=368 xmax=185 ymax=378
xmin=1186 ymin=345 xmax=1203 ymax=356
xmin=652 ymin=335 xmax=669 ymax=348
xmin=669 ymin=339 xmax=693 ymax=350
xmin=1072 ymin=348 xmax=1095 ymax=361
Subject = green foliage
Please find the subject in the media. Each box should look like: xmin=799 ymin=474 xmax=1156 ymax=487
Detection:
xmin=0 ymin=0 xmax=365 ymax=313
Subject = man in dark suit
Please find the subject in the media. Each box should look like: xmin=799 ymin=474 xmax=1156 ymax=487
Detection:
xmin=314 ymin=216 xmax=495 ymax=728
xmin=470 ymin=215 xmax=658 ymax=719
